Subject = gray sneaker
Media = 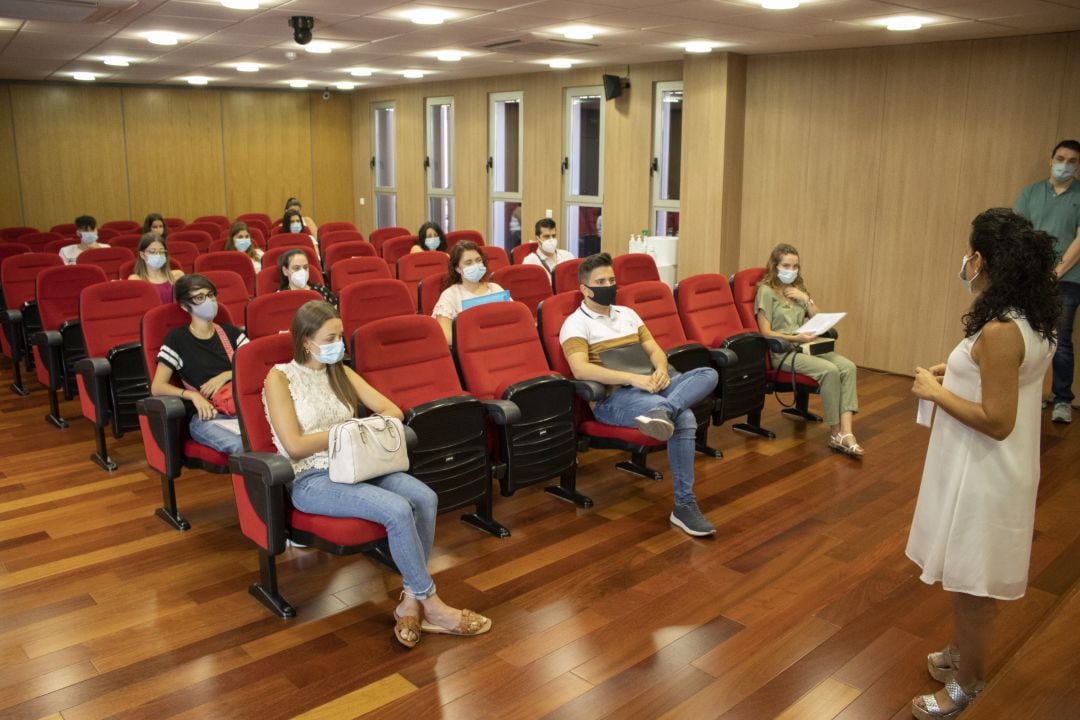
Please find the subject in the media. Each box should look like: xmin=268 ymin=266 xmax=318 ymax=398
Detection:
xmin=635 ymin=408 xmax=674 ymax=441
xmin=670 ymin=501 xmax=716 ymax=537
xmin=1052 ymin=402 xmax=1072 ymax=424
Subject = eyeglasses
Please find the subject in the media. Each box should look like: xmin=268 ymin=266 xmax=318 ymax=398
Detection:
xmin=187 ymin=291 xmax=217 ymax=305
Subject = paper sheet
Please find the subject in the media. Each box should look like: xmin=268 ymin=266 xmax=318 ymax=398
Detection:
xmin=796 ymin=312 xmax=845 ymax=336
xmin=208 ymin=417 xmax=241 ymax=435
xmin=916 ymin=399 xmax=935 ymax=428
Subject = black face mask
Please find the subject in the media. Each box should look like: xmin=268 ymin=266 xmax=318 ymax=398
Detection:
xmin=587 ymin=284 xmax=617 ymax=306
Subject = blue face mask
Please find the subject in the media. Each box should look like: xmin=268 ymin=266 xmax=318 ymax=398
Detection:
xmin=777 ymin=268 xmax=798 ymax=285
xmin=146 ymin=253 xmax=167 ymax=270
xmin=234 ymin=237 xmax=252 ymax=252
xmin=1052 ymin=161 xmax=1077 ymax=183
xmin=290 ymin=222 xmax=303 ymax=234
xmin=462 ymin=263 xmax=486 ymax=283
xmin=310 ymin=339 xmax=345 ymax=365
xmin=424 ymin=236 xmax=440 ymax=251
xmin=79 ymin=230 xmax=97 ymax=245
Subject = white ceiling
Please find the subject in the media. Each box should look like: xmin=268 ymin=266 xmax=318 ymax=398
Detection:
xmin=0 ymin=0 xmax=1078 ymax=89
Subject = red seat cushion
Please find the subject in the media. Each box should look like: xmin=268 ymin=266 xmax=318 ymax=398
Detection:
xmin=580 ymin=420 xmax=664 ymax=446
xmin=183 ymin=438 xmax=229 ymax=467
xmin=288 ymin=509 xmax=386 ymax=546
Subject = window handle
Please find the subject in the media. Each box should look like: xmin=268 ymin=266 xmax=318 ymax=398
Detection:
xmin=561 ymin=157 xmax=569 ymax=175
xmin=370 ymin=156 xmax=376 ymax=170
xmin=423 ymin=156 xmax=430 ymax=169
xmin=650 ymin=157 xmax=658 ymax=176
xmin=486 ymin=156 xmax=493 ymax=173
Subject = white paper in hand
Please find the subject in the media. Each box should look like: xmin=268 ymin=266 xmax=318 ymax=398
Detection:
xmin=916 ymin=399 xmax=935 ymax=428
xmin=796 ymin=312 xmax=845 ymax=336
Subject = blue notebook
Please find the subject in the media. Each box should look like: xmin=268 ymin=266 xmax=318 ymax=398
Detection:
xmin=461 ymin=289 xmax=511 ymax=311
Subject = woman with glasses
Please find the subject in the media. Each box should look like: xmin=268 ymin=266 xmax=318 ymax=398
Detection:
xmin=149 ymin=274 xmax=248 ymax=455
xmin=128 ymin=233 xmax=184 ymax=304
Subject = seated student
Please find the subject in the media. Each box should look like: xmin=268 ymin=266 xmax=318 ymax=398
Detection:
xmin=559 ymin=252 xmax=719 ymax=537
xmin=522 ymin=218 xmax=574 ymax=275
xmin=151 ymin=273 xmax=247 ymax=455
xmin=142 ymin=212 xmax=169 ymax=240
xmin=263 ymin=299 xmax=492 ymax=647
xmin=224 ymin=221 xmax=263 ymax=272
xmin=755 ymin=243 xmax=863 ymax=457
xmin=284 ymin=197 xmax=318 ymax=238
xmin=60 ymin=214 xmax=110 ymax=265
xmin=277 ymin=248 xmax=335 ymax=305
xmin=432 ymin=240 xmax=505 ymax=344
xmin=129 ymin=233 xmax=184 ymax=304
xmin=508 ymin=206 xmax=522 ymax=249
xmin=410 ymin=221 xmax=447 ymax=254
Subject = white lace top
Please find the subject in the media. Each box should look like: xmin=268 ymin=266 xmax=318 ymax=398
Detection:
xmin=264 ymin=360 xmax=354 ymax=474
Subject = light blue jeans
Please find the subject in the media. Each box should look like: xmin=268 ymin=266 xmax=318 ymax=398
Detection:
xmin=593 ymin=367 xmax=718 ymax=506
xmin=189 ymin=415 xmax=244 ymax=455
xmin=289 ymin=467 xmax=439 ymax=599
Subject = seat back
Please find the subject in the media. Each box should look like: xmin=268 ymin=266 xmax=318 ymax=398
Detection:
xmin=397 ymin=251 xmax=448 ymax=305
xmin=199 ymin=270 xmax=250 ymax=325
xmin=485 ymin=246 xmax=510 ymax=274
xmin=167 ymin=240 xmax=199 ymax=273
xmin=163 ymin=217 xmax=186 ymax=231
xmin=182 ymin=221 xmax=221 ymax=237
xmin=45 ymin=238 xmax=77 ymax=254
xmin=675 ymin=273 xmax=747 ymax=347
xmin=79 ymin=280 xmax=160 ymax=358
xmin=353 ymin=315 xmax=464 ymax=411
xmin=193 ymin=215 xmax=230 ymax=232
xmin=100 ymin=220 xmax=140 ymax=234
xmin=236 ymin=212 xmax=272 ymax=229
xmin=19 ymin=232 xmax=63 ymax=252
xmin=110 ymin=234 xmax=143 ymax=252
xmin=325 ymin=241 xmax=377 ymax=272
xmin=50 ymin=223 xmax=77 ymax=235
xmin=195 ymin=251 xmax=257 ymax=296
xmin=36 ymin=265 xmax=108 ymax=331
xmin=245 ymin=289 xmax=322 ymax=339
xmin=553 ymin=258 xmax=584 ymax=295
xmin=0 ymin=243 xmax=30 ymax=271
xmin=453 ymin=301 xmax=552 ymax=399
xmin=263 ymin=245 xmax=319 ymax=271
xmin=320 ymin=230 xmax=366 ymax=256
xmin=319 ymin=221 xmax=359 ymax=238
xmin=233 ymin=334 xmax=295 ymax=454
xmin=369 ymin=226 xmax=409 ymax=251
xmin=381 ymin=236 xmax=417 ymax=266
xmin=536 ymin=291 xmax=585 ymax=378
xmin=169 ymin=229 xmax=213 ymax=253
xmin=445 ymin=230 xmax=484 ymax=252
xmin=75 ymin=246 xmax=135 ymax=279
xmin=617 ymin=281 xmax=690 ymax=350
xmin=120 ymin=257 xmax=183 ymax=279
xmin=511 ymin=242 xmax=539 ymax=265
xmin=1 ymin=226 xmax=38 ymax=241
xmin=2 ymin=252 xmax=64 ymax=309
xmin=491 ymin=264 xmax=552 ymax=318
xmin=330 ymin=256 xmax=391 ymax=293
xmin=340 ymin=279 xmax=415 ymax=345
xmin=732 ymin=267 xmax=766 ymax=331
xmin=419 ymin=272 xmax=448 ymax=316
xmin=255 ymin=261 xmax=324 ymax=297
xmin=612 ymin=253 xmax=660 ymax=286
xmin=140 ymin=302 xmax=234 ymax=387
xmin=267 ymin=233 xmax=315 ymax=251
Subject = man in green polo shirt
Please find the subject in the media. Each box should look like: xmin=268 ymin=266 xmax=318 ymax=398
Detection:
xmin=1014 ymin=139 xmax=1080 ymax=423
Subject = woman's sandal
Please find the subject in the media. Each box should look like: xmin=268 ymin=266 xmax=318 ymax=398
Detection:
xmin=420 ymin=608 xmax=492 ymax=637
xmin=911 ymin=679 xmax=980 ymax=719
xmin=927 ymin=646 xmax=960 ymax=683
xmin=393 ymin=608 xmax=422 ymax=648
xmin=829 ymin=432 xmax=865 ymax=458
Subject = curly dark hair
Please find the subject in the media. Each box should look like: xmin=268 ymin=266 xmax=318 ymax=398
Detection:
xmin=443 ymin=240 xmax=489 ymax=289
xmin=962 ymin=208 xmax=1060 ymax=341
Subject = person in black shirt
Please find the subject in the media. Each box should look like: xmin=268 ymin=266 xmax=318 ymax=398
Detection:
xmin=151 ymin=274 xmax=248 ymax=454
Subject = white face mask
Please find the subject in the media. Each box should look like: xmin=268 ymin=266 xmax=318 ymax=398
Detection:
xmin=290 ymin=268 xmax=309 ymax=287
xmin=777 ymin=268 xmax=798 ymax=285
xmin=79 ymin=230 xmax=97 ymax=245
xmin=289 ymin=222 xmax=303 ymax=234
xmin=1051 ymin=161 xmax=1077 ymax=183
xmin=958 ymin=254 xmax=981 ymax=294
xmin=540 ymin=239 xmax=558 ymax=256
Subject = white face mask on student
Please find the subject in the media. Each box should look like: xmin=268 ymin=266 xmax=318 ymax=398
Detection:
xmin=777 ymin=268 xmax=798 ymax=285
xmin=541 ymin=239 xmax=558 ymax=256
xmin=958 ymin=254 xmax=981 ymax=294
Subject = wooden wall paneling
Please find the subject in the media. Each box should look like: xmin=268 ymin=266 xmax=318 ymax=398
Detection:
xmin=861 ymin=42 xmax=973 ymax=373
xmin=122 ymin=87 xmax=226 ymax=222
xmin=1057 ymin=30 xmax=1080 ymax=397
xmin=10 ymin=84 xmax=130 ymax=229
xmin=310 ymin=92 xmax=356 ymax=225
xmin=452 ymin=81 xmax=487 ymax=234
xmin=520 ymin=71 xmax=564 ymax=247
xmin=351 ymin=95 xmax=373 ymax=233
xmin=393 ymin=88 xmax=425 ymax=233
xmin=221 ymin=90 xmax=313 ymax=220
xmin=0 ymin=85 xmax=25 ymax=228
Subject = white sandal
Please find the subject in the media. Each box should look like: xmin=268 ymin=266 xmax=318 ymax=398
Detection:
xmin=829 ymin=432 xmax=865 ymax=458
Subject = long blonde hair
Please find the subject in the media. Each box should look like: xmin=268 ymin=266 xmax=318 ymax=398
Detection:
xmin=290 ymin=300 xmax=360 ymax=414
xmin=758 ymin=243 xmax=809 ymax=293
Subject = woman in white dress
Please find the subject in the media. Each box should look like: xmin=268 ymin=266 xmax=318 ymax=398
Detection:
xmin=907 ymin=208 xmax=1060 ymax=719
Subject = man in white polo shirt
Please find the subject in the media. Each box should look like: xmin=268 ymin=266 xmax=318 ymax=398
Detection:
xmin=559 ymin=252 xmax=719 ymax=537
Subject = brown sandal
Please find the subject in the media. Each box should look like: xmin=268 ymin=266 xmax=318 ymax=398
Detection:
xmin=420 ymin=608 xmax=492 ymax=636
xmin=393 ymin=609 xmax=422 ymax=648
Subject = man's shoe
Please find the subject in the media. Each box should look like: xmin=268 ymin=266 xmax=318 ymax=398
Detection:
xmin=1052 ymin=402 xmax=1072 ymax=424
xmin=635 ymin=408 xmax=674 ymax=441
xmin=670 ymin=501 xmax=716 ymax=537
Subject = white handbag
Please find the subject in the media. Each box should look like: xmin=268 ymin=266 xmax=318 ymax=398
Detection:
xmin=327 ymin=416 xmax=409 ymax=484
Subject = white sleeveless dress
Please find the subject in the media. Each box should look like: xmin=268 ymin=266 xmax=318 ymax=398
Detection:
xmin=264 ymin=360 xmax=353 ymax=475
xmin=905 ymin=315 xmax=1053 ymax=600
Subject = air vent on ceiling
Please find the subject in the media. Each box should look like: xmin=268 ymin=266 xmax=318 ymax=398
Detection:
xmin=478 ymin=36 xmax=598 ymax=55
xmin=1 ymin=0 xmax=134 ymax=23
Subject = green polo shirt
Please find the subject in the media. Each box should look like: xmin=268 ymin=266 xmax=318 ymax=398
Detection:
xmin=1014 ymin=179 xmax=1080 ymax=284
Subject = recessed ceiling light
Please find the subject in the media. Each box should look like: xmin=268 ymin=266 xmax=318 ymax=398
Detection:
xmin=288 ymin=79 xmax=310 ymax=88
xmin=72 ymin=72 xmax=96 ymax=81
xmin=761 ymin=0 xmax=799 ymax=9
xmin=143 ymin=30 xmax=180 ymax=46
xmin=561 ymin=26 xmax=595 ymax=40
xmin=235 ymin=62 xmax=260 ymax=72
xmin=220 ymin=0 xmax=259 ymax=8
xmin=101 ymin=56 xmax=131 ymax=67
xmin=402 ymin=69 xmax=426 ymax=79
xmin=404 ymin=8 xmax=451 ymax=25
xmin=885 ymin=16 xmax=925 ymax=31
xmin=547 ymin=59 xmax=575 ymax=69
xmin=683 ymin=41 xmax=716 ymax=53
xmin=336 ymin=81 xmax=356 ymax=90
xmin=435 ymin=50 xmax=465 ymax=62
xmin=349 ymin=67 xmax=375 ymax=77
xmin=305 ymin=40 xmax=334 ymax=54
xmin=185 ymin=76 xmax=209 ymax=85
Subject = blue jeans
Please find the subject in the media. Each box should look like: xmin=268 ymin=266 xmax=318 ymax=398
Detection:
xmin=592 ymin=367 xmax=718 ymax=506
xmin=1052 ymin=280 xmax=1079 ymax=404
xmin=189 ymin=415 xmax=244 ymax=455
xmin=289 ymin=468 xmax=439 ymax=599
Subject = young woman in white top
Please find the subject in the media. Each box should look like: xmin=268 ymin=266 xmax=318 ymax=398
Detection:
xmin=224 ymin=221 xmax=263 ymax=272
xmin=432 ymin=241 xmax=505 ymax=344
xmin=263 ymin=300 xmax=492 ymax=647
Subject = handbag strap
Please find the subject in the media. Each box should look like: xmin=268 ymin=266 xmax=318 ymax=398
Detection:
xmin=334 ymin=416 xmax=402 ymax=454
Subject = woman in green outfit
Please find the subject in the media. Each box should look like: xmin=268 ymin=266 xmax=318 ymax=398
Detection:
xmin=755 ymin=243 xmax=864 ymax=457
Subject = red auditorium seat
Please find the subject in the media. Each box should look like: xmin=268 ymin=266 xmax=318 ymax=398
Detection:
xmin=169 ymin=229 xmax=214 ymax=254
xmin=18 ymin=232 xmax=63 ymax=252
xmin=491 ymin=264 xmax=552 ymax=318
xmin=166 ymin=240 xmax=199 ymax=273
xmin=198 ymin=270 xmax=250 ymax=326
xmin=369 ymin=226 xmax=409 ymax=252
xmin=0 ymin=226 xmax=38 ymax=241
xmin=553 ymin=258 xmax=584 ymax=295
xmin=100 ymin=220 xmax=140 ymax=234
xmin=181 ymin=221 xmax=221 ymax=237
xmin=319 ymin=231 xmax=366 ymax=263
xmin=193 ymin=214 xmax=230 ymax=232
xmin=418 ymin=273 xmax=448 ymax=316
xmin=1 ymin=252 xmax=63 ymax=395
xmin=235 ymin=212 xmax=271 ymax=229
xmin=445 ymin=229 xmax=484 ymax=251
xmin=163 ymin=217 xmax=186 ymax=232
xmin=245 ymin=289 xmax=321 ymax=339
xmin=45 ymin=238 xmax=77 ymax=254
xmin=381 ymin=235 xmax=417 ymax=266
xmin=255 ymin=261 xmax=324 ymax=297
xmin=511 ymin=242 xmax=539 ymax=265
xmin=76 ymin=246 xmax=135 ymax=279
xmin=109 ymin=234 xmax=143 ymax=253
xmin=330 ymin=256 xmax=391 ymax=294
xmin=50 ymin=223 xmax=77 ymax=236
xmin=396 ymin=251 xmax=447 ymax=308
xmin=262 ymin=245 xmax=319 ymax=272
xmin=318 ymin=221 xmax=359 ymax=237
xmin=324 ymin=242 xmax=377 ymax=282
xmin=341 ymin=279 xmax=416 ymax=352
xmin=612 ymin=253 xmax=661 ymax=286
xmin=195 ymin=251 xmax=257 ymax=296
xmin=267 ymin=233 xmax=316 ymax=251
xmin=485 ymin=246 xmax=510 ymax=274
xmin=119 ymin=257 xmax=183 ymax=279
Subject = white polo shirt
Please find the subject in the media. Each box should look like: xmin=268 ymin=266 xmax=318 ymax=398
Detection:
xmin=559 ymin=302 xmax=654 ymax=366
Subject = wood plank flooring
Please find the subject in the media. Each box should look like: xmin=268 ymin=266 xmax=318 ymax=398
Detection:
xmin=1 ymin=361 xmax=1077 ymax=719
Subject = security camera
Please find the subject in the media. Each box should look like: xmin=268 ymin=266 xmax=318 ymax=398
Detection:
xmin=322 ymin=89 xmax=331 ymax=100
xmin=289 ymin=16 xmax=314 ymax=45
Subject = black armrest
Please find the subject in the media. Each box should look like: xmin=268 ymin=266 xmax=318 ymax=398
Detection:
xmin=137 ymin=395 xmax=187 ymax=477
xmin=228 ymin=451 xmax=294 ymax=556
xmin=822 ymin=328 xmax=838 ymax=339
xmin=570 ymin=379 xmax=607 ymax=401
xmin=29 ymin=329 xmax=64 ymax=389
xmin=708 ymin=347 xmax=739 ymax=366
xmin=403 ymin=424 xmax=418 ymax=449
xmin=403 ymin=394 xmax=477 ymax=424
xmin=480 ymin=399 xmax=521 ymax=425
xmin=666 ymin=342 xmax=711 ymax=373
xmin=106 ymin=340 xmax=142 ymax=363
xmin=0 ymin=308 xmax=25 ymax=360
xmin=29 ymin=329 xmax=61 ymax=350
xmin=75 ymin=356 xmax=112 ymax=379
xmin=765 ymin=337 xmax=791 ymax=352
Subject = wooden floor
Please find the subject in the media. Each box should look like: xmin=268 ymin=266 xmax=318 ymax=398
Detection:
xmin=1 ymin=363 xmax=1077 ymax=720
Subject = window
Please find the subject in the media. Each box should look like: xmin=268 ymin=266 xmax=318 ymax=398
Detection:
xmin=372 ymin=101 xmax=396 ymax=228
xmin=426 ymin=96 xmax=454 ymax=231
xmin=564 ymin=87 xmax=604 ymax=258
xmin=489 ymin=91 xmax=523 ymax=250
xmin=652 ymin=82 xmax=682 ymax=237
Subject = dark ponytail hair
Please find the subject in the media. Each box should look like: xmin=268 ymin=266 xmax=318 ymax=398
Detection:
xmin=962 ymin=208 xmax=1060 ymax=341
